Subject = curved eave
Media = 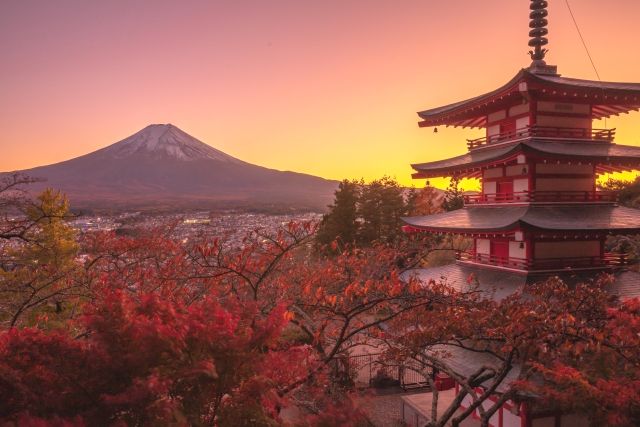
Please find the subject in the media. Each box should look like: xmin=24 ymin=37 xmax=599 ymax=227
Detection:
xmin=411 ymin=140 xmax=640 ymax=179
xmin=411 ymin=144 xmax=521 ymax=179
xmin=402 ymin=207 xmax=527 ymax=233
xmin=402 ymin=206 xmax=640 ymax=234
xmin=417 ymin=70 xmax=527 ymax=129
xmin=405 ymin=264 xmax=640 ymax=301
xmin=531 ymin=73 xmax=640 ymax=119
xmin=417 ymin=69 xmax=640 ymax=128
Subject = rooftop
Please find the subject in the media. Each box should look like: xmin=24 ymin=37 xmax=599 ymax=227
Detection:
xmin=402 ymin=205 xmax=640 ymax=234
xmin=411 ymin=139 xmax=640 ymax=179
xmin=417 ymin=69 xmax=640 ymax=129
xmin=403 ymin=263 xmax=640 ymax=301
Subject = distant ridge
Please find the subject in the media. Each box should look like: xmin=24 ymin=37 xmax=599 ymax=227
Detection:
xmin=8 ymin=124 xmax=338 ymax=212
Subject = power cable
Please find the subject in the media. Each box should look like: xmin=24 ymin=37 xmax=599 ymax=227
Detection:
xmin=564 ymin=0 xmax=602 ymax=81
xmin=564 ymin=0 xmax=607 ymax=127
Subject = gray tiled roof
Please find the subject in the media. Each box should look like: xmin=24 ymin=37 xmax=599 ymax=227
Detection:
xmin=405 ymin=264 xmax=640 ymax=399
xmin=404 ymin=264 xmax=640 ymax=301
xmin=535 ymin=73 xmax=640 ymax=92
xmin=426 ymin=344 xmax=525 ymax=395
xmin=403 ymin=205 xmax=640 ymax=233
xmin=417 ymin=69 xmax=640 ymax=124
xmin=412 ymin=140 xmax=640 ymax=176
xmin=403 ymin=263 xmax=527 ymax=300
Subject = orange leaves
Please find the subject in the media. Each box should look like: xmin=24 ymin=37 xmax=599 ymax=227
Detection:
xmin=389 ymin=282 xmax=402 ymax=297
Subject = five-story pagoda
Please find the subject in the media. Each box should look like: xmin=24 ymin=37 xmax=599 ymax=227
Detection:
xmin=403 ymin=0 xmax=640 ymax=301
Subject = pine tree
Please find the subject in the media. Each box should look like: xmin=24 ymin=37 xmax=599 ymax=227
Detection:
xmin=358 ymin=176 xmax=405 ymax=244
xmin=316 ymin=180 xmax=360 ymax=248
xmin=442 ymin=176 xmax=464 ymax=212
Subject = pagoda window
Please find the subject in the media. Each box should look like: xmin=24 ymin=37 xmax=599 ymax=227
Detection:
xmin=483 ymin=181 xmax=497 ymax=198
xmin=508 ymin=241 xmax=527 ymax=259
xmin=513 ymin=178 xmax=529 ymax=194
xmin=475 ymin=239 xmax=490 ymax=255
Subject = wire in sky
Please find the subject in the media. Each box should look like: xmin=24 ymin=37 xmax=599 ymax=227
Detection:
xmin=564 ymin=0 xmax=602 ymax=81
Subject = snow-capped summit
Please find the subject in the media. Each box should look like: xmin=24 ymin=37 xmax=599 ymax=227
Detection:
xmin=10 ymin=124 xmax=337 ymax=210
xmin=102 ymin=124 xmax=243 ymax=163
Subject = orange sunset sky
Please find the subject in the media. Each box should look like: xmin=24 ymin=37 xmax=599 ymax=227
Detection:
xmin=2 ymin=0 xmax=640 ymax=188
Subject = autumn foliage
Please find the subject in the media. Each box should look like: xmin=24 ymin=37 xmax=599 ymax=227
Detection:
xmin=1 ymin=181 xmax=640 ymax=426
xmin=0 ymin=289 xmax=316 ymax=426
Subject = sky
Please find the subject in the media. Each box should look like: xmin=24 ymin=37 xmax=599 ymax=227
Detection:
xmin=2 ymin=0 xmax=640 ymax=188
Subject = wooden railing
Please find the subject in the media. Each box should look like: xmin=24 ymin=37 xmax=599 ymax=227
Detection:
xmin=463 ymin=190 xmax=618 ymax=205
xmin=457 ymin=252 xmax=629 ymax=271
xmin=467 ymin=125 xmax=616 ymax=150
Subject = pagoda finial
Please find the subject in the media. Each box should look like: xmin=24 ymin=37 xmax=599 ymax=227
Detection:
xmin=528 ymin=0 xmax=549 ymax=62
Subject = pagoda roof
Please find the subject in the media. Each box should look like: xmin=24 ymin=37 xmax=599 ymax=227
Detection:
xmin=417 ymin=68 xmax=640 ymax=128
xmin=412 ymin=140 xmax=640 ymax=178
xmin=404 ymin=264 xmax=640 ymax=301
xmin=402 ymin=205 xmax=640 ymax=234
xmin=403 ymin=263 xmax=527 ymax=300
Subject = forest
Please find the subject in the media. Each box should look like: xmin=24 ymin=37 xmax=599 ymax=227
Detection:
xmin=1 ymin=174 xmax=639 ymax=427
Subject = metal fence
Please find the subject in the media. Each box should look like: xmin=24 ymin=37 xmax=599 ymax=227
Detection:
xmin=338 ymin=353 xmax=432 ymax=390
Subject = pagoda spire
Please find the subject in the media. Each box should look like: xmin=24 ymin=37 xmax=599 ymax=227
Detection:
xmin=527 ymin=0 xmax=557 ymax=75
xmin=528 ymin=0 xmax=549 ymax=62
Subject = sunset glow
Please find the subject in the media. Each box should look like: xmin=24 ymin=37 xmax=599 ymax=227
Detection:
xmin=2 ymin=0 xmax=640 ymax=187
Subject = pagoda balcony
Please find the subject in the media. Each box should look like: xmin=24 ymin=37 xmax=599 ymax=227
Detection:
xmin=457 ymin=252 xmax=629 ymax=272
xmin=464 ymin=190 xmax=618 ymax=205
xmin=466 ymin=125 xmax=616 ymax=150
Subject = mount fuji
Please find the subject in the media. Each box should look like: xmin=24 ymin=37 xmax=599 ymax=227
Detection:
xmin=11 ymin=124 xmax=338 ymax=211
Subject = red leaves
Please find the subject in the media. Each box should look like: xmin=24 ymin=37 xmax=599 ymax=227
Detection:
xmin=0 ymin=290 xmax=292 ymax=425
xmin=519 ymin=360 xmax=640 ymax=427
xmin=5 ymin=215 xmax=639 ymax=426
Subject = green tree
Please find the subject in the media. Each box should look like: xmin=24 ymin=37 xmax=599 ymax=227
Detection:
xmin=0 ymin=189 xmax=79 ymax=327
xmin=442 ymin=176 xmax=464 ymax=212
xmin=316 ymin=180 xmax=361 ymax=248
xmin=358 ymin=176 xmax=406 ymax=244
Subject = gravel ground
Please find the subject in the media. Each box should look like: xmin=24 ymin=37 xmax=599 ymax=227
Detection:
xmin=354 ymin=388 xmax=425 ymax=427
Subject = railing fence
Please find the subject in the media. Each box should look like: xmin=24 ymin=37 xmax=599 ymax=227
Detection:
xmin=338 ymin=353 xmax=432 ymax=391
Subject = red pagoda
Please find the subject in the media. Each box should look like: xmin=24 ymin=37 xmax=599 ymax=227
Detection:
xmin=400 ymin=3 xmax=640 ymax=425
xmin=402 ymin=3 xmax=640 ymax=302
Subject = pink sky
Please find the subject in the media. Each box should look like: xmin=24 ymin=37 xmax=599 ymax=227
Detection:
xmin=2 ymin=0 xmax=640 ymax=186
